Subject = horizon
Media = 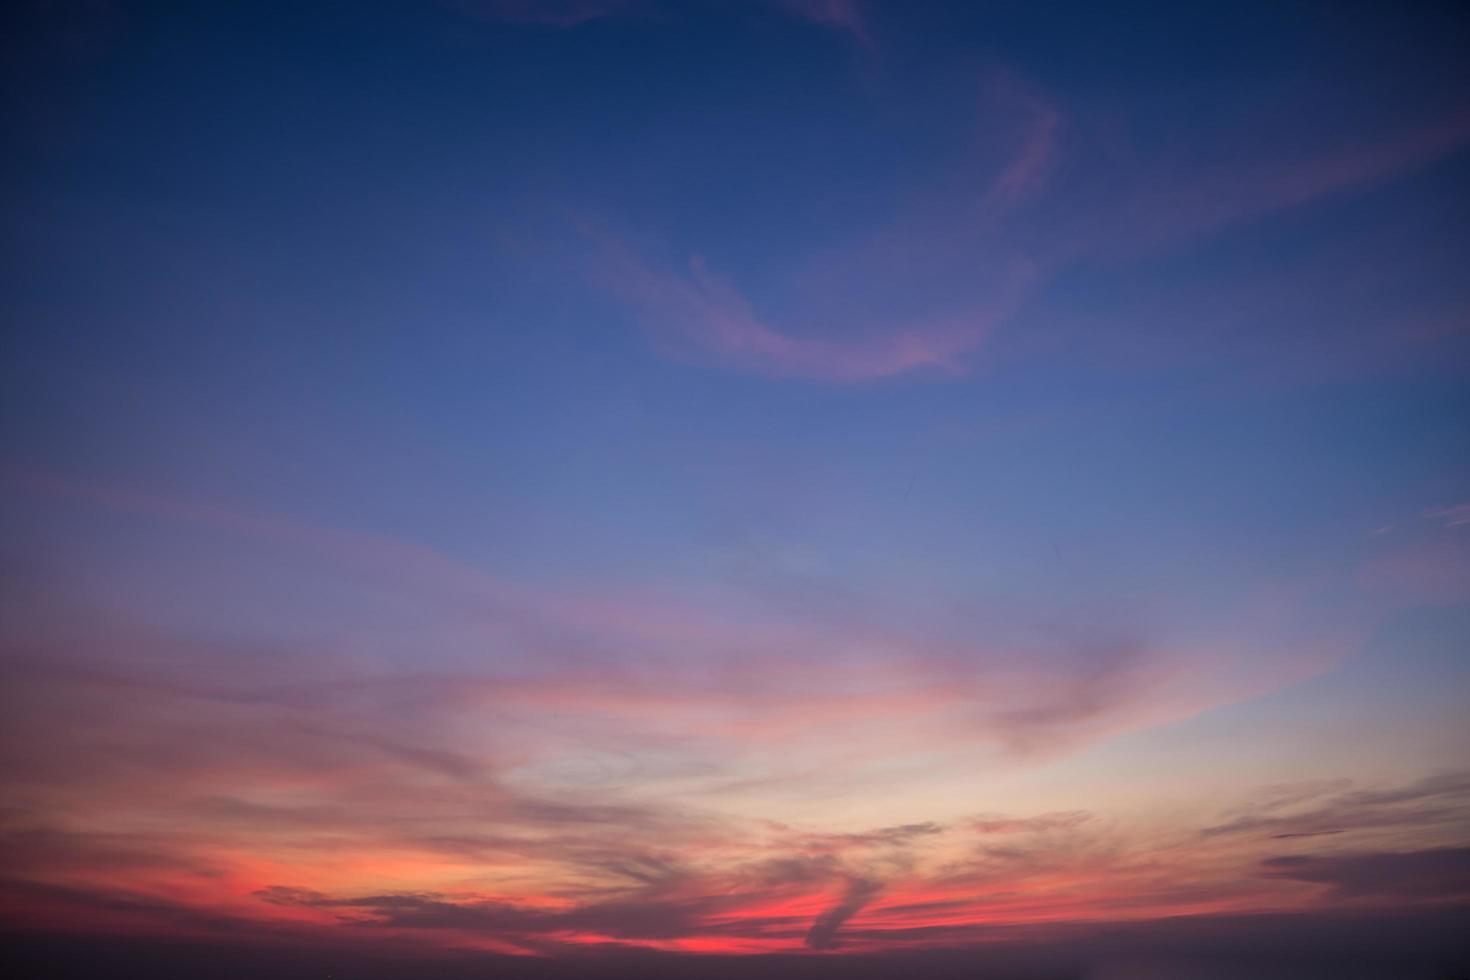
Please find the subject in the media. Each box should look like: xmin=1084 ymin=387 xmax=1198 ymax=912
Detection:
xmin=2 ymin=1 xmax=1468 ymax=976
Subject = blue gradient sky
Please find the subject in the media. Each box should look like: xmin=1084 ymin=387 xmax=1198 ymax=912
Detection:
xmin=2 ymin=0 xmax=1468 ymax=957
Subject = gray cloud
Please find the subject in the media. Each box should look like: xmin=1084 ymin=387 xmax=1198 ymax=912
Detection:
xmin=805 ymin=876 xmax=883 ymax=950
xmin=1201 ymin=772 xmax=1470 ymax=840
xmin=1261 ymin=847 xmax=1470 ymax=900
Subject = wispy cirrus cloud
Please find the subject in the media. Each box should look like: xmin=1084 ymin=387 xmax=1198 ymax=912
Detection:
xmin=1089 ymin=106 xmax=1470 ymax=258
xmin=1358 ymin=503 xmax=1470 ymax=607
xmin=588 ymin=235 xmax=1036 ymax=382
xmin=580 ymin=74 xmax=1058 ymax=382
xmin=577 ymin=63 xmax=1470 ymax=385
xmin=1201 ymin=772 xmax=1470 ymax=842
xmin=970 ymin=812 xmax=1092 ymax=835
xmin=1424 ymin=502 xmax=1470 ymax=529
xmin=0 ymin=465 xmax=1364 ymax=799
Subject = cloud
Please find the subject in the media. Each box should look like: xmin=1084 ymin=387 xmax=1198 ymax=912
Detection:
xmin=1356 ymin=498 xmax=1470 ymax=606
xmin=246 ymin=811 xmax=964 ymax=951
xmin=0 ymin=875 xmax=281 ymax=939
xmin=980 ymin=72 xmax=1063 ymax=208
xmin=1201 ymin=772 xmax=1470 ymax=840
xmin=581 ymin=72 xmax=1470 ymax=386
xmin=767 ymin=0 xmax=871 ymax=47
xmin=8 ymin=758 xmax=1470 ymax=954
xmin=1261 ymin=847 xmax=1470 ymax=900
xmin=259 ymin=886 xmax=725 ymax=942
xmin=0 ymin=469 xmax=1346 ymax=831
xmin=0 ymin=827 xmax=213 ymax=877
xmin=1082 ymin=106 xmax=1470 ymax=259
xmin=805 ymin=876 xmax=882 ymax=949
xmin=579 ymin=71 xmax=1059 ymax=382
xmin=0 ymin=473 xmax=1446 ymax=954
xmin=589 ymin=233 xmax=1034 ymax=382
xmin=566 ymin=57 xmax=1468 ymax=388
xmin=1224 ymin=779 xmax=1354 ymax=817
xmin=796 ymin=823 xmax=946 ymax=850
xmin=256 ymin=847 xmax=837 ymax=949
xmin=1424 ymin=503 xmax=1470 ymax=529
xmin=970 ymin=812 xmax=1092 ymax=835
xmin=11 ymin=906 xmax=1470 ymax=979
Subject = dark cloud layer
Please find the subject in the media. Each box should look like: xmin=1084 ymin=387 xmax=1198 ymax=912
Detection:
xmin=804 ymin=876 xmax=882 ymax=950
xmin=6 ymin=906 xmax=1469 ymax=980
xmin=1262 ymin=847 xmax=1470 ymax=900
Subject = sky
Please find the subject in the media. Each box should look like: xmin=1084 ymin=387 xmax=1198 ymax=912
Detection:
xmin=1 ymin=0 xmax=1468 ymax=974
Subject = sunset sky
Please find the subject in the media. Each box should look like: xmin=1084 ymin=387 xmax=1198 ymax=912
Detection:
xmin=2 ymin=0 xmax=1468 ymax=974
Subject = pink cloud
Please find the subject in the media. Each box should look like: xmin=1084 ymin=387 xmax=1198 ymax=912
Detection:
xmin=981 ymin=72 xmax=1063 ymax=207
xmin=586 ymin=85 xmax=1465 ymax=388
xmin=1 ymin=467 xmax=1349 ymax=769
xmin=580 ymin=74 xmax=1062 ymax=382
xmin=1094 ymin=106 xmax=1470 ymax=258
xmin=4 ymin=481 xmax=1456 ymax=955
xmin=591 ymin=234 xmax=1035 ymax=381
